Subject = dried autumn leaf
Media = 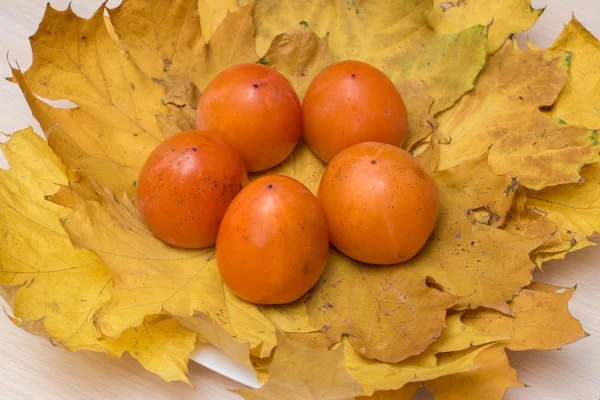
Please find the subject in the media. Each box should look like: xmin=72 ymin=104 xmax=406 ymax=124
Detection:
xmin=60 ymin=182 xmax=276 ymax=359
xmin=0 ymin=128 xmax=112 ymax=353
xmin=198 ymin=0 xmax=253 ymax=43
xmin=236 ymin=332 xmax=364 ymax=400
xmin=103 ymin=314 xmax=196 ymax=385
xmin=437 ymin=42 xmax=600 ymax=189
xmin=405 ymin=154 xmax=547 ymax=311
xmin=346 ymin=311 xmax=503 ymax=395
xmin=11 ymin=4 xmax=165 ymax=199
xmin=501 ymin=191 xmax=562 ymax=267
xmin=428 ymin=0 xmax=542 ymax=54
xmin=550 ymin=17 xmax=600 ymax=129
xmin=344 ymin=309 xmax=504 ymax=394
xmin=521 ymin=164 xmax=600 ymax=265
xmin=259 ymin=295 xmax=321 ymax=334
xmin=254 ymin=0 xmax=488 ymax=114
xmin=290 ymin=250 xmax=456 ymax=363
xmin=345 ymin=339 xmax=494 ymax=395
xmin=425 ymin=283 xmax=586 ymax=399
xmin=107 ymin=0 xmax=202 ymax=80
xmin=432 ymin=153 xmax=516 ymax=237
xmin=427 ymin=313 xmax=507 ymax=356
xmin=110 ymin=0 xmax=258 ymax=91
xmin=408 ymin=226 xmax=545 ymax=312
xmin=415 ymin=137 xmax=439 ymax=174
xmin=223 ymin=287 xmax=277 ymax=358
xmin=260 ymin=25 xmax=333 ymax=100
xmin=425 ymin=344 xmax=523 ymax=400
xmin=13 ymin=2 xmax=259 ymax=200
xmin=356 ymin=383 xmax=421 ymax=400
xmin=462 ymin=282 xmax=587 ymax=351
xmin=396 ymin=79 xmax=434 ymax=150
xmin=22 ymin=5 xmax=165 ymax=139
xmin=184 ymin=3 xmax=259 ymax=91
xmin=174 ymin=310 xmax=254 ymax=370
xmin=0 ymin=129 xmax=196 ymax=385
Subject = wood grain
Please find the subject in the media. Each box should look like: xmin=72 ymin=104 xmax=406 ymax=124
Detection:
xmin=0 ymin=0 xmax=599 ymax=399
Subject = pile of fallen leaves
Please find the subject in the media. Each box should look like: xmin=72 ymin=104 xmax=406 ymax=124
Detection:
xmin=1 ymin=0 xmax=598 ymax=398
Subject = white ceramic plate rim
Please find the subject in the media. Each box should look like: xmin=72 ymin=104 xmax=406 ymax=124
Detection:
xmin=190 ymin=343 xmax=262 ymax=389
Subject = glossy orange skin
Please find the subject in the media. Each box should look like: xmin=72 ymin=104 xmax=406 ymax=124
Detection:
xmin=137 ymin=130 xmax=248 ymax=249
xmin=196 ymin=64 xmax=302 ymax=172
xmin=318 ymin=142 xmax=439 ymax=265
xmin=216 ymin=175 xmax=329 ymax=304
xmin=303 ymin=60 xmax=408 ymax=163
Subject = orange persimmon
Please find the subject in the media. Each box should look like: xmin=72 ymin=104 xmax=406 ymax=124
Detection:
xmin=216 ymin=176 xmax=329 ymax=304
xmin=137 ymin=130 xmax=247 ymax=249
xmin=318 ymin=142 xmax=439 ymax=265
xmin=196 ymin=64 xmax=302 ymax=172
xmin=303 ymin=60 xmax=408 ymax=163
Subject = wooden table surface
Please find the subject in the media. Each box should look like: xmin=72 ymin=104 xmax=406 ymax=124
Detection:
xmin=1 ymin=1 xmax=599 ymax=399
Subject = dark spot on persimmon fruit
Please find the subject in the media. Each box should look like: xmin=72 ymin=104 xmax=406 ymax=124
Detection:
xmin=268 ymin=184 xmax=273 ymax=189
xmin=192 ymin=147 xmax=197 ymax=151
xmin=81 ymin=36 xmax=86 ymax=40
xmin=253 ymin=83 xmax=259 ymax=88
xmin=351 ymin=73 xmax=356 ymax=78
xmin=371 ymin=159 xmax=376 ymax=164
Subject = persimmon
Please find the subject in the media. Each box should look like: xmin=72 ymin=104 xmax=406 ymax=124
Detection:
xmin=137 ymin=130 xmax=247 ymax=249
xmin=196 ymin=64 xmax=302 ymax=172
xmin=303 ymin=60 xmax=408 ymax=163
xmin=216 ymin=175 xmax=329 ymax=304
xmin=318 ymin=142 xmax=439 ymax=265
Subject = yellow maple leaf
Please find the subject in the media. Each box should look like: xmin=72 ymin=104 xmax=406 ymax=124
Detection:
xmin=345 ymin=339 xmax=495 ymax=395
xmin=428 ymin=0 xmax=542 ymax=54
xmin=428 ymin=312 xmax=507 ymax=356
xmin=176 ymin=309 xmax=258 ymax=371
xmin=259 ymin=295 xmax=322 ymax=334
xmin=254 ymin=0 xmax=488 ymax=115
xmin=356 ymin=383 xmax=421 ymax=400
xmin=291 ymin=250 xmax=457 ymax=363
xmin=344 ymin=310 xmax=504 ymax=395
xmin=501 ymin=191 xmax=562 ymax=267
xmin=341 ymin=308 xmax=505 ymax=395
xmin=107 ymin=0 xmax=201 ymax=80
xmin=406 ymin=155 xmax=547 ymax=311
xmin=0 ymin=129 xmax=196 ymax=384
xmin=397 ymin=79 xmax=435 ymax=151
xmin=414 ymin=136 xmax=439 ymax=174
xmin=550 ymin=17 xmax=600 ymax=130
xmin=522 ymin=164 xmax=600 ymax=265
xmin=11 ymin=4 xmax=165 ymax=200
xmin=12 ymin=2 xmax=259 ymax=201
xmin=462 ymin=282 xmax=587 ymax=351
xmin=424 ymin=282 xmax=586 ymax=399
xmin=424 ymin=344 xmax=523 ymax=400
xmin=259 ymin=25 xmax=333 ymax=100
xmin=236 ymin=332 xmax=364 ymax=400
xmin=109 ymin=0 xmax=258 ymax=91
xmin=0 ymin=128 xmax=112 ymax=353
xmin=103 ymin=314 xmax=196 ymax=385
xmin=59 ymin=182 xmax=276 ymax=359
xmin=198 ymin=0 xmax=253 ymax=43
xmin=437 ymin=41 xmax=600 ymax=189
